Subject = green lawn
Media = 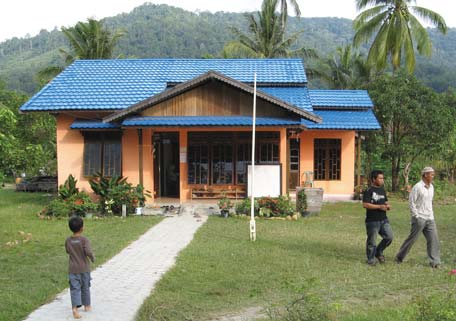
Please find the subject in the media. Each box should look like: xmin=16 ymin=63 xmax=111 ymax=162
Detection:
xmin=136 ymin=201 xmax=456 ymax=321
xmin=0 ymin=188 xmax=162 ymax=321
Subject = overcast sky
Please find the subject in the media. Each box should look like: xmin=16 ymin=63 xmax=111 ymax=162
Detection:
xmin=1 ymin=0 xmax=454 ymax=42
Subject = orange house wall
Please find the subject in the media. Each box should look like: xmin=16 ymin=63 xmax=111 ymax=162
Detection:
xmin=122 ymin=129 xmax=139 ymax=186
xmin=121 ymin=129 xmax=155 ymax=202
xmin=300 ymin=130 xmax=355 ymax=197
xmin=142 ymin=128 xmax=154 ymax=202
xmin=56 ymin=115 xmax=91 ymax=192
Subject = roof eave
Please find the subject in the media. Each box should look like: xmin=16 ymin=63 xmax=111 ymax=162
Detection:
xmin=307 ymin=127 xmax=381 ymax=130
xmin=20 ymin=108 xmax=122 ymax=114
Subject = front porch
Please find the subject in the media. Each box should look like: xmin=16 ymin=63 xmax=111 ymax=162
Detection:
xmin=125 ymin=127 xmax=290 ymax=203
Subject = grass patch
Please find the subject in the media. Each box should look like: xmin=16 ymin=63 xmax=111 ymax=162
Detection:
xmin=136 ymin=201 xmax=456 ymax=321
xmin=0 ymin=189 xmax=162 ymax=321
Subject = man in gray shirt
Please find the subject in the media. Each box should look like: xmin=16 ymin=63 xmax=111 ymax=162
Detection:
xmin=395 ymin=167 xmax=441 ymax=268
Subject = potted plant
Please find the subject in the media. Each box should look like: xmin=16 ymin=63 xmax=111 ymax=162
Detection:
xmin=218 ymin=196 xmax=233 ymax=218
xmin=296 ymin=188 xmax=307 ymax=216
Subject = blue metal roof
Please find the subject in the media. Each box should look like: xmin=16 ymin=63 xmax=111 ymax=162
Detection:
xmin=70 ymin=120 xmax=121 ymax=129
xmin=302 ymin=110 xmax=380 ymax=130
xmin=20 ymin=58 xmax=380 ymax=130
xmin=308 ymin=90 xmax=373 ymax=108
xmin=122 ymin=116 xmax=302 ymax=127
xmin=259 ymin=87 xmax=313 ymax=112
xmin=20 ymin=59 xmax=306 ymax=112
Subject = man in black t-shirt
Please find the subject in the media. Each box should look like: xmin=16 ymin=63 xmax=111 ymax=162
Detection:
xmin=362 ymin=170 xmax=393 ymax=265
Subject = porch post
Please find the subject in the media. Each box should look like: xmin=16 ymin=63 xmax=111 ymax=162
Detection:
xmin=356 ymin=133 xmax=362 ymax=191
xmin=280 ymin=128 xmax=287 ymax=195
xmin=179 ymin=129 xmax=188 ymax=203
xmin=142 ymin=128 xmax=154 ymax=203
xmin=137 ymin=129 xmax=143 ymax=186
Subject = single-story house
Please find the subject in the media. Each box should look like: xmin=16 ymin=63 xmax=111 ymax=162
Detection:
xmin=20 ymin=58 xmax=380 ymax=202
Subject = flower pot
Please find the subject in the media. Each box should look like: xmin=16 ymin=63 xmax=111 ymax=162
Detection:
xmin=85 ymin=213 xmax=93 ymax=219
xmin=220 ymin=209 xmax=229 ymax=218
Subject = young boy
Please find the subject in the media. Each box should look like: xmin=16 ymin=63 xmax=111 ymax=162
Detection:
xmin=65 ymin=216 xmax=95 ymax=319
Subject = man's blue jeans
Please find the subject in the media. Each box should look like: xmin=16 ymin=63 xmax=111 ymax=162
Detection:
xmin=365 ymin=219 xmax=394 ymax=263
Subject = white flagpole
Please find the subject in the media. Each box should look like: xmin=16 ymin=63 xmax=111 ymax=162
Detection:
xmin=250 ymin=73 xmax=257 ymax=241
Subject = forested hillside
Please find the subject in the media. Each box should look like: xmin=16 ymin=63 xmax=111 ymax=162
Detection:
xmin=0 ymin=3 xmax=455 ymax=94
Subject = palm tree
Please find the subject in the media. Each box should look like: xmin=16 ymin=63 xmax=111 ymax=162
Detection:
xmin=279 ymin=0 xmax=301 ymax=28
xmin=221 ymin=41 xmax=259 ymax=58
xmin=353 ymin=0 xmax=447 ymax=73
xmin=314 ymin=45 xmax=375 ymax=89
xmin=226 ymin=0 xmax=316 ymax=58
xmin=60 ymin=18 xmax=125 ymax=63
xmin=314 ymin=46 xmax=359 ymax=89
xmin=37 ymin=19 xmax=125 ymax=85
xmin=36 ymin=66 xmax=65 ymax=87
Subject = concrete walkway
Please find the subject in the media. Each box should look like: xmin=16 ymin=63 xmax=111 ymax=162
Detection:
xmin=24 ymin=212 xmax=208 ymax=321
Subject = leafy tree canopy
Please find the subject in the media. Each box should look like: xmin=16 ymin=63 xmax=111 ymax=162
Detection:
xmin=0 ymin=85 xmax=55 ymax=177
xmin=366 ymin=72 xmax=454 ymax=190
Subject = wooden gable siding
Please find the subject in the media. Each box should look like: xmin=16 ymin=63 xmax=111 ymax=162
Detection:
xmin=141 ymin=80 xmax=293 ymax=118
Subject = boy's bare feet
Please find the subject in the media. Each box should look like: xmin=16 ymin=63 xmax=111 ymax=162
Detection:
xmin=72 ymin=307 xmax=82 ymax=319
xmin=84 ymin=305 xmax=92 ymax=312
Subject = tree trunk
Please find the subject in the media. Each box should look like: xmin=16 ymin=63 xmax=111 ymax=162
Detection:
xmin=402 ymin=154 xmax=419 ymax=192
xmin=403 ymin=162 xmax=412 ymax=191
xmin=363 ymin=133 xmax=376 ymax=184
xmin=403 ymin=163 xmax=409 ymax=188
xmin=366 ymin=156 xmax=372 ymax=181
xmin=391 ymin=157 xmax=400 ymax=192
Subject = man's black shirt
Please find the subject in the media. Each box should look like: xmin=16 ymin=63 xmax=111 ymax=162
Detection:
xmin=363 ymin=186 xmax=388 ymax=222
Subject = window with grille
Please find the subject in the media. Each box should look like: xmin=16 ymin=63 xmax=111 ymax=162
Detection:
xmin=314 ymin=139 xmax=341 ymax=180
xmin=236 ymin=143 xmax=251 ymax=184
xmin=83 ymin=132 xmax=122 ymax=177
xmin=188 ymin=144 xmax=209 ymax=184
xmin=258 ymin=142 xmax=279 ymax=163
xmin=212 ymin=144 xmax=233 ymax=184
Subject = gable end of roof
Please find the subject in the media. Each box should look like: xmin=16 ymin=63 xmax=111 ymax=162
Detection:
xmin=103 ymin=70 xmax=321 ymax=123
